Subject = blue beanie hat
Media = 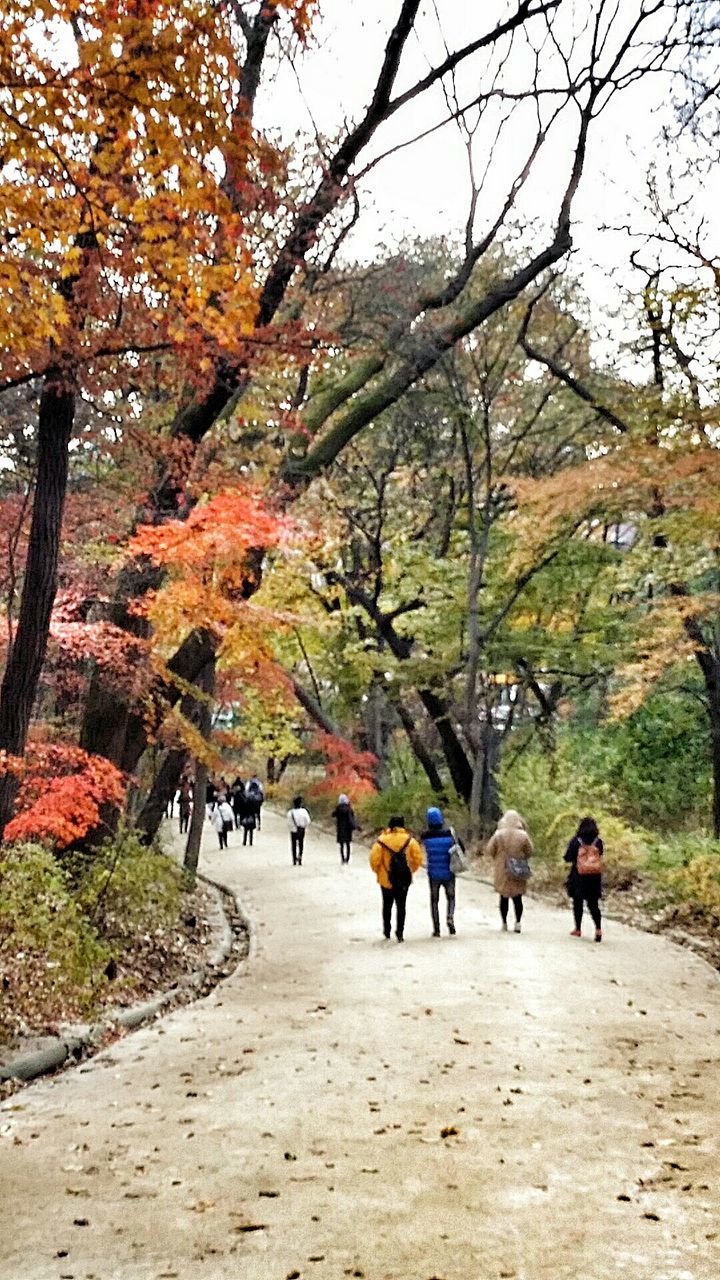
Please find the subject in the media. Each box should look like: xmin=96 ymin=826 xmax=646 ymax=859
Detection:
xmin=426 ymin=806 xmax=443 ymax=827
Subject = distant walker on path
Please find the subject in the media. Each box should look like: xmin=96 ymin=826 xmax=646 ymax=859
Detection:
xmin=287 ymin=796 xmax=312 ymax=865
xmin=332 ymin=793 xmax=358 ymax=864
xmin=369 ymin=815 xmax=424 ymax=943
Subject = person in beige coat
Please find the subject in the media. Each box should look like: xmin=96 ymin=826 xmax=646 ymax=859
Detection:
xmin=484 ymin=809 xmax=533 ymax=933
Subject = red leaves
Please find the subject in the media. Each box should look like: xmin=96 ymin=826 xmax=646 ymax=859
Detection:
xmin=128 ymin=488 xmax=290 ymax=570
xmin=309 ymin=731 xmax=378 ymax=798
xmin=3 ymin=744 xmax=126 ymax=849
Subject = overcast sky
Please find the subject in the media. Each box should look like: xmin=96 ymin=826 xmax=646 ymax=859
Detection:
xmin=258 ymin=1 xmax=718 ymax=340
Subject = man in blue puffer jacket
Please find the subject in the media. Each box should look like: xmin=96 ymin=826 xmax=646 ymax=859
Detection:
xmin=420 ymin=806 xmax=461 ymax=938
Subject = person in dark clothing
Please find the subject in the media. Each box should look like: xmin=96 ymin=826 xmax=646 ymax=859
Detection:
xmin=420 ymin=805 xmax=461 ymax=937
xmin=241 ymin=807 xmax=256 ymax=847
xmin=564 ymin=815 xmax=604 ymax=942
xmin=331 ymin=793 xmax=357 ymax=863
xmin=246 ymin=777 xmax=264 ymax=829
xmin=231 ymin=777 xmax=245 ymax=829
xmin=178 ymin=779 xmax=192 ymax=835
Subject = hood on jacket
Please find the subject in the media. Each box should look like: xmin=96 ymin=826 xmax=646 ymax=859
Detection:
xmin=497 ymin=809 xmax=526 ymax=832
xmin=338 ymin=794 xmax=349 ymax=806
xmin=426 ymin=806 xmax=444 ymax=827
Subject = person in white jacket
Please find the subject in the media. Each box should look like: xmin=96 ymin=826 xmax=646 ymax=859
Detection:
xmin=211 ymin=797 xmax=234 ymax=849
xmin=287 ymin=795 xmax=311 ymax=865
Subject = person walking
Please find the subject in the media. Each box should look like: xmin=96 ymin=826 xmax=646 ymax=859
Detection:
xmin=331 ymin=793 xmax=357 ymax=864
xmin=211 ymin=796 xmax=234 ymax=849
xmin=369 ymin=815 xmax=424 ymax=943
xmin=287 ymin=796 xmax=311 ymax=864
xmin=241 ymin=805 xmax=257 ymax=847
xmin=178 ymin=779 xmax=192 ymax=835
xmin=564 ymin=815 xmax=604 ymax=942
xmin=246 ymin=776 xmax=265 ymax=830
xmin=420 ymin=805 xmax=462 ymax=937
xmin=484 ymin=809 xmax=533 ymax=933
xmin=231 ymin=777 xmax=245 ymax=829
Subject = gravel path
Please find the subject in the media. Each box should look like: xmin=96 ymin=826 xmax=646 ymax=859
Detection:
xmin=1 ymin=809 xmax=719 ymax=1280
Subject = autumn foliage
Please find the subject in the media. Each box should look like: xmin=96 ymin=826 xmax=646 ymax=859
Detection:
xmin=2 ymin=744 xmax=126 ymax=849
xmin=309 ymin=732 xmax=378 ymax=800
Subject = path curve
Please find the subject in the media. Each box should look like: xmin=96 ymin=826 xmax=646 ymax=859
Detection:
xmin=1 ymin=811 xmax=719 ymax=1280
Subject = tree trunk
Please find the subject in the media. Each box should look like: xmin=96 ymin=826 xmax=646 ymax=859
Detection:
xmin=393 ymin=698 xmax=445 ymax=795
xmin=184 ymin=764 xmax=208 ymax=881
xmin=417 ymin=687 xmax=473 ymax=801
xmin=183 ymin=661 xmax=215 ymax=879
xmin=136 ymin=747 xmax=189 ymax=844
xmin=0 ymin=374 xmax=74 ymax=837
xmin=478 ymin=718 xmax=502 ymax=837
xmin=136 ymin=658 xmax=215 ymax=843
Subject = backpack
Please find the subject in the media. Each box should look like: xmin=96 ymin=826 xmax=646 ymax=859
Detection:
xmin=380 ymin=836 xmax=413 ymax=890
xmin=576 ymin=840 xmax=603 ymax=875
xmin=448 ymin=830 xmax=468 ymax=875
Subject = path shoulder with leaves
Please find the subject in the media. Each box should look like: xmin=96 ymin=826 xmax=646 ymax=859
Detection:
xmin=1 ymin=811 xmax=719 ymax=1280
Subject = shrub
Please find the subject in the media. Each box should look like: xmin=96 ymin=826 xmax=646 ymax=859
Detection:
xmin=0 ymin=842 xmax=108 ymax=1038
xmin=499 ymin=739 xmax=648 ymax=869
xmin=74 ymin=827 xmax=182 ymax=949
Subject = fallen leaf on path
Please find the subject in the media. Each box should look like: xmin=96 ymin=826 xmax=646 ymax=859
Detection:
xmin=440 ymin=1126 xmax=459 ymax=1138
xmin=231 ymin=1223 xmax=267 ymax=1233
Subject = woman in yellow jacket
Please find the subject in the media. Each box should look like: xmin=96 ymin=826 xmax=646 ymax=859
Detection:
xmin=369 ymin=815 xmax=424 ymax=942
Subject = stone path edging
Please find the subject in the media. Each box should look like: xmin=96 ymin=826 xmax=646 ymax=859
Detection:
xmin=0 ymin=872 xmax=249 ymax=1086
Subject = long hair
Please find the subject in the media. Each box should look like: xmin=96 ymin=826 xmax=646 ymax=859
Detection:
xmin=577 ymin=815 xmax=598 ymax=843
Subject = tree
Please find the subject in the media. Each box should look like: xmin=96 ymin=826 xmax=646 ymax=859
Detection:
xmin=1 ymin=0 xmax=705 ymax=841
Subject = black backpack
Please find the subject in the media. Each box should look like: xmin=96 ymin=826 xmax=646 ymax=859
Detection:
xmin=381 ymin=836 xmax=413 ymax=890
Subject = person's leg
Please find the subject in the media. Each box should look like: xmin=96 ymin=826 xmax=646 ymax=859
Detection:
xmin=381 ymin=887 xmax=393 ymax=939
xmin=499 ymin=895 xmax=509 ymax=928
xmin=587 ymin=895 xmax=602 ymax=935
xmin=297 ymin=830 xmax=305 ymax=864
xmin=429 ymin=879 xmax=441 ymax=935
xmin=445 ymin=877 xmax=456 ymax=933
xmin=395 ymin=887 xmax=408 ymax=941
xmin=256 ymin=803 xmax=262 ymax=830
xmin=249 ymin=827 xmax=254 ymax=847
xmin=572 ymin=895 xmax=584 ymax=932
xmin=290 ymin=832 xmax=297 ymax=863
xmin=514 ymin=895 xmax=523 ymax=922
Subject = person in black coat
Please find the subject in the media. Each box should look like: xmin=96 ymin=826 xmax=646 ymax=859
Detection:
xmin=331 ymin=793 xmax=357 ymax=864
xmin=564 ymin=815 xmax=604 ymax=942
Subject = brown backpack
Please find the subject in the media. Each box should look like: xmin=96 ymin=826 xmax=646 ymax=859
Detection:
xmin=576 ymin=840 xmax=603 ymax=875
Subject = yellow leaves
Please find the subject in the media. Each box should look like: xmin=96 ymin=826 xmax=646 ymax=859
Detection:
xmin=0 ymin=0 xmax=283 ymax=374
xmin=608 ymin=595 xmax=718 ymax=719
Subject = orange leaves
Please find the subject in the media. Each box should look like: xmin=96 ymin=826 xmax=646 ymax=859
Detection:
xmin=2 ymin=743 xmax=126 ymax=849
xmin=129 ymin=488 xmax=289 ymax=570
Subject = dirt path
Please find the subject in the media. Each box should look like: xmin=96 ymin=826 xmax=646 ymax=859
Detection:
xmin=1 ymin=811 xmax=719 ymax=1280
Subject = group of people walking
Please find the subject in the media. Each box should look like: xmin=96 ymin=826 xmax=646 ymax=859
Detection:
xmin=194 ymin=777 xmax=605 ymax=945
xmin=208 ymin=775 xmax=265 ymax=849
xmin=369 ymin=807 xmax=604 ymax=944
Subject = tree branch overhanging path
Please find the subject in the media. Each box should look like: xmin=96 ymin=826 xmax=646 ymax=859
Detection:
xmin=0 ymin=0 xmax=710 ymax=841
